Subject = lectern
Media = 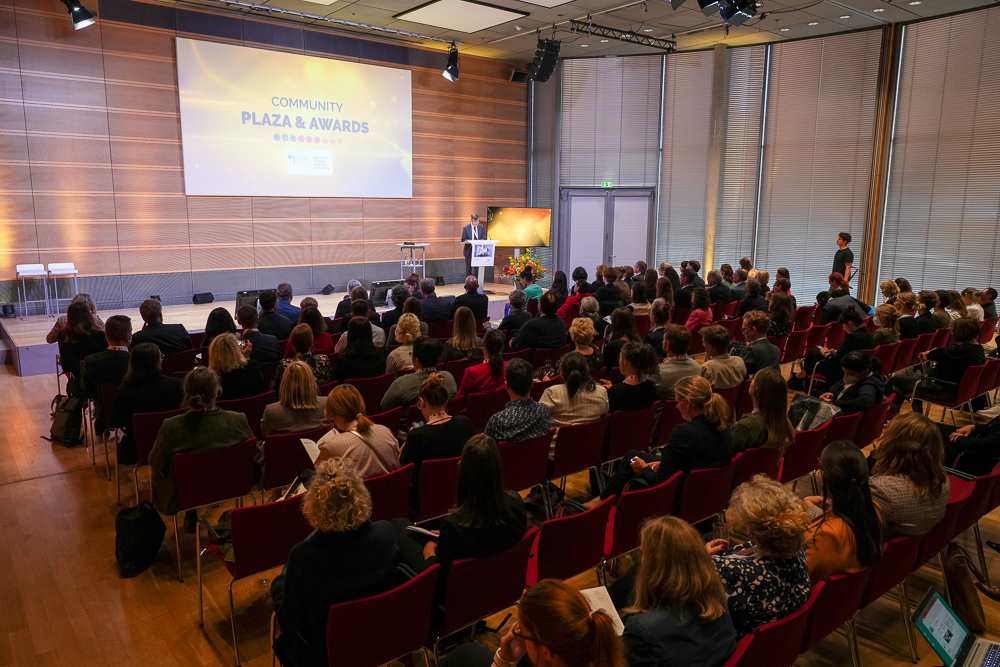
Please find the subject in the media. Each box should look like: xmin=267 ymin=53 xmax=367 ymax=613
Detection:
xmin=464 ymin=239 xmax=498 ymax=287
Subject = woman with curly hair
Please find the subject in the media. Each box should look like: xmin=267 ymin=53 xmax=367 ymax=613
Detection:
xmin=385 ymin=312 xmax=421 ymax=372
xmin=272 ymin=457 xmax=400 ymax=667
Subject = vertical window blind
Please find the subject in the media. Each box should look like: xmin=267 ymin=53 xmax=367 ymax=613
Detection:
xmin=531 ymin=69 xmax=560 ymax=284
xmin=755 ymin=30 xmax=882 ymax=301
xmin=560 ymin=56 xmax=662 ymax=187
xmin=879 ymin=7 xmax=1000 ymax=294
xmin=655 ymin=50 xmax=714 ymax=266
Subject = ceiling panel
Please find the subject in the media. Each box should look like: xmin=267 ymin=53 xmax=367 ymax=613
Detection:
xmin=393 ymin=0 xmax=528 ymax=32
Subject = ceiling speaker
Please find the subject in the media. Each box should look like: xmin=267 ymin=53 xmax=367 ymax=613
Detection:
xmin=528 ymin=39 xmax=560 ymax=83
xmin=510 ymin=68 xmax=529 ymax=83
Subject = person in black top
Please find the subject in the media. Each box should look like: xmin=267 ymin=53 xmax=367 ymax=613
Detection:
xmin=595 ymin=266 xmax=625 ymax=317
xmin=131 ymin=298 xmax=193 ymax=356
xmin=333 ymin=281 xmax=362 ymax=321
xmin=894 ymin=292 xmax=921 ymax=340
xmin=208 ymin=333 xmax=265 ymax=399
xmin=548 ymin=270 xmax=569 ymax=304
xmin=272 ymin=457 xmax=400 ymax=667
xmin=833 ymin=231 xmax=854 ymax=279
xmin=511 ymin=293 xmax=567 ymax=351
xmin=380 ymin=285 xmax=410 ymax=333
xmin=644 ymin=306 xmax=670 ymax=356
xmin=602 ymin=308 xmax=641 ymax=372
xmin=731 ymin=269 xmax=749 ymax=300
xmin=916 ymin=290 xmax=941 ymax=334
xmin=590 ymin=263 xmax=607 ymax=295
xmin=81 ymin=314 xmax=132 ymax=432
xmin=603 ymin=342 xmax=659 ymax=413
xmin=571 ymin=266 xmax=590 ymax=291
xmin=451 ymin=275 xmax=489 ymax=319
xmin=498 ymin=290 xmax=532 ymax=332
xmin=982 ymin=288 xmax=998 ymax=321
xmin=941 ymin=415 xmax=1000 ymax=475
xmin=334 ymin=285 xmax=381 ymax=331
xmin=257 ymin=290 xmax=293 ymax=341
xmin=737 ymin=280 xmax=767 ymax=317
xmin=333 ymin=318 xmax=386 ymax=382
xmin=111 ymin=343 xmax=184 ymax=464
xmin=793 ymin=309 xmax=874 ymax=392
xmin=236 ymin=305 xmax=282 ymax=364
xmin=819 ymin=351 xmax=886 ymax=416
xmin=203 ymin=307 xmax=237 ymax=351
xmin=707 ymin=270 xmax=734 ymax=304
xmin=674 ymin=269 xmax=696 ymax=310
xmin=599 ymin=376 xmax=731 ymax=500
xmin=418 ymin=279 xmax=453 ymax=323
xmin=58 ymin=301 xmax=109 ymax=398
xmin=393 ymin=434 xmax=526 ymax=573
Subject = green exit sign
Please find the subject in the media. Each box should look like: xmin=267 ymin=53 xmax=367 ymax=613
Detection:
xmin=601 ymin=181 xmax=613 ymax=188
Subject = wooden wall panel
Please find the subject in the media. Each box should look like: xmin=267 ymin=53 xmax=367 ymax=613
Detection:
xmin=0 ymin=0 xmax=527 ymax=283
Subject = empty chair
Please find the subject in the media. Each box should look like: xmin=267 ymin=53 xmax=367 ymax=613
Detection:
xmin=826 ymin=321 xmax=846 ymax=350
xmin=857 ymin=536 xmax=922 ymax=663
xmin=131 ymin=407 xmax=185 ymax=503
xmin=601 ymin=473 xmax=683 ymax=571
xmin=953 ymin=465 xmax=1000 ymax=585
xmin=980 ymin=316 xmax=1000 ymax=345
xmin=317 ymin=380 xmax=339 ymax=397
xmin=368 ymin=405 xmax=403 ymax=434
xmin=526 ymin=496 xmax=614 ymax=586
xmin=654 ymin=401 xmax=684 ymax=448
xmin=498 ymin=431 xmax=554 ymax=492
xmin=913 ymin=480 xmax=973 ymax=569
xmin=603 ymin=402 xmax=659 ymax=462
xmin=793 ymin=306 xmax=816 ymax=331
xmin=349 ymin=373 xmax=397 ymax=414
xmin=732 ymin=447 xmax=782 ymax=489
xmin=807 ymin=323 xmax=831 ymax=349
xmin=410 ymin=456 xmax=461 ymax=523
xmin=800 ymin=569 xmax=872 ymax=665
xmin=737 ymin=585 xmax=820 ymax=667
xmin=261 ymin=424 xmax=330 ymax=491
xmin=673 ymin=455 xmax=741 ymax=525
xmin=160 ymin=349 xmax=199 ymax=376
xmin=823 ymin=412 xmax=863 ymax=448
xmin=14 ymin=263 xmax=49 ymax=319
xmin=427 ymin=320 xmax=454 ymax=339
xmin=872 ymin=343 xmax=900 ymax=376
xmin=781 ymin=328 xmax=811 ymax=369
xmin=892 ymin=337 xmax=919 ymax=374
xmin=216 ymin=391 xmax=277 ymax=440
xmin=546 ymin=416 xmax=611 ymax=508
xmin=532 ymin=344 xmax=573 ymax=369
xmin=46 ymin=262 xmax=80 ymax=314
xmin=365 ymin=464 xmax=414 ymax=522
xmin=778 ymin=421 xmax=831 ymax=486
xmin=530 ymin=374 xmax=563 ymax=401
xmin=854 ymin=394 xmax=895 ymax=449
xmin=442 ymin=358 xmax=477 ymax=385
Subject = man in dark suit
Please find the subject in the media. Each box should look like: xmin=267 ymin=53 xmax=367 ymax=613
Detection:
xmin=257 ymin=290 xmax=292 ymax=341
xmin=418 ymin=278 xmax=452 ymax=322
xmin=460 ymin=214 xmax=486 ymax=279
xmin=706 ymin=270 xmax=734 ymax=304
xmin=498 ymin=290 xmax=532 ymax=331
xmin=674 ymin=269 xmax=697 ymax=310
xmin=404 ymin=273 xmax=423 ymax=300
xmin=732 ymin=269 xmax=749 ymax=300
xmin=452 ymin=275 xmax=489 ymax=319
xmin=380 ymin=285 xmax=410 ymax=332
xmin=736 ymin=311 xmax=782 ymax=375
xmin=682 ymin=260 xmax=706 ymax=288
xmin=333 ymin=280 xmax=363 ymax=320
xmin=82 ymin=314 xmax=132 ymax=433
xmin=237 ymin=305 xmax=282 ymax=364
xmin=131 ymin=299 xmax=193 ymax=355
xmin=275 ymin=282 xmax=302 ymax=322
xmin=511 ymin=293 xmax=567 ymax=351
xmin=333 ymin=283 xmax=381 ymax=330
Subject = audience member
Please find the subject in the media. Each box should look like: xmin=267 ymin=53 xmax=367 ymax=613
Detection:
xmin=644 ymin=306 xmax=670 ymax=356
xmin=737 ymin=280 xmax=767 ymax=316
xmin=581 ymin=295 xmax=608 ymax=338
xmin=698 ymin=326 xmax=745 ymax=390
xmin=381 ymin=337 xmax=455 ymax=410
xmin=821 ymin=288 xmax=868 ymax=324
xmin=707 ymin=270 xmax=734 ymax=304
xmin=657 ymin=325 xmax=701 ymax=400
xmin=209 ymin=333 xmax=265 ymax=399
xmin=337 ymin=304 xmax=389 ymax=355
xmin=452 ymin=275 xmax=489 ymax=319
xmin=131 ymin=298 xmax=193 ymax=355
xmin=457 ymin=329 xmax=506 ymax=397
xmin=441 ymin=306 xmax=484 ymax=363
xmin=569 ymin=316 xmax=603 ymax=373
xmin=941 ymin=415 xmax=1000 ymax=476
xmin=894 ymin=292 xmax=921 ymax=340
xmin=419 ymin=278 xmax=453 ymax=322
xmin=802 ymin=441 xmax=882 ymax=584
xmin=558 ymin=279 xmax=592 ymax=326
xmin=630 ymin=282 xmax=652 ymax=320
xmin=336 ymin=284 xmax=381 ymax=327
xmin=819 ymin=351 xmax=885 ymax=415
xmin=719 ymin=264 xmax=736 ymax=289
xmin=380 ymin=285 xmax=410 ymax=332
xmin=257 ymin=290 xmax=293 ymax=341
xmin=895 ymin=277 xmax=914 ymax=294
xmin=933 ymin=289 xmax=953 ymax=329
xmin=295 ymin=306 xmax=337 ymax=356
xmin=685 ymin=289 xmax=713 ymax=333
xmin=652 ymin=276 xmax=674 ymax=312
xmin=739 ymin=257 xmax=756 ymax=281
xmin=272 ymin=324 xmax=333 ymax=393
xmin=767 ymin=293 xmax=794 ymax=337
xmin=511 ymin=293 xmax=567 ymax=351
xmin=484 ymin=358 xmax=551 ymax=444
xmin=794 ymin=309 xmax=873 ymax=391
xmin=237 ymin=305 xmax=282 ymax=364
xmin=591 ymin=263 xmax=608 ymax=294
xmin=981 ymin=287 xmax=998 ymax=320
xmin=709 ymin=476 xmax=811 ymax=636
xmin=549 ymin=270 xmax=569 ymax=303
xmin=333 ymin=280 xmax=362 ymax=320
xmin=275 ymin=282 xmax=302 ymax=322
xmin=46 ymin=293 xmax=103 ymax=344
xmin=674 ymin=269 xmax=696 ymax=310
xmin=314 ymin=384 xmax=399 ymax=477
xmin=643 ymin=268 xmax=658 ymax=299
xmin=946 ymin=289 xmax=969 ymax=321
xmin=387 ymin=297 xmax=429 ymax=343
xmin=615 ymin=269 xmax=631 ymax=300
xmin=111 ymin=343 xmax=184 ymax=464
xmin=730 ymin=368 xmax=794 ymax=454
xmin=735 ymin=311 xmax=781 ymax=375
xmin=873 ymin=303 xmax=900 ymax=345
xmin=683 ymin=260 xmax=706 ymax=288
xmin=385 ymin=313 xmax=421 ymax=373
xmin=962 ymin=287 xmax=986 ymax=322
xmin=603 ymin=308 xmax=641 ymax=371
xmin=404 ymin=273 xmax=424 ymax=300
xmin=732 ymin=269 xmax=749 ymax=300
xmin=540 ymin=352 xmax=609 ymax=430
xmin=771 ymin=278 xmax=797 ymax=310
xmin=755 ymin=270 xmax=771 ymax=296
xmin=58 ymin=301 xmax=109 ymax=398
xmin=271 ymin=457 xmax=399 ymax=667
xmin=594 ymin=266 xmax=625 ymax=316
xmin=916 ymin=290 xmax=941 ymax=333
xmin=603 ymin=342 xmax=659 ymax=413
xmin=571 ymin=266 xmax=589 ymax=287
xmin=499 ymin=289 xmax=532 ymax=332
xmin=332 ymin=318 xmax=385 ymax=383
xmin=203 ymin=307 xmax=237 ymax=350
xmin=81 ymin=314 xmax=132 ymax=432
xmin=520 ymin=267 xmax=544 ymax=301
xmin=260 ymin=361 xmax=326 ymax=437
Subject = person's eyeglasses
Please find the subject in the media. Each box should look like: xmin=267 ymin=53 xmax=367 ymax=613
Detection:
xmin=511 ymin=621 xmax=536 ymax=644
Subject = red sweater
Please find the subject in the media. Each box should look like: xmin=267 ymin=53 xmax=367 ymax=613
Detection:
xmin=457 ymin=360 xmax=507 ymax=397
xmin=558 ymin=293 xmax=586 ymax=327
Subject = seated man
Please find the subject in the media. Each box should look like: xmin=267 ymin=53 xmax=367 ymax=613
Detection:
xmin=733 ymin=311 xmax=781 ymax=375
xmin=334 ymin=280 xmax=363 ymax=320
xmin=706 ymin=270 xmax=734 ymax=304
xmin=484 ymin=358 xmax=551 ymax=443
xmin=130 ymin=298 xmax=193 ymax=355
xmin=674 ymin=269 xmax=697 ymax=310
xmin=519 ymin=267 xmax=543 ymax=301
xmin=511 ymin=293 xmax=567 ymax=351
xmin=699 ymin=325 xmax=746 ymax=390
xmin=404 ymin=273 xmax=423 ymax=300
xmin=770 ymin=278 xmax=797 ymax=311
xmin=418 ymin=279 xmax=452 ymax=323
xmin=257 ymin=290 xmax=292 ymax=341
xmin=334 ymin=285 xmax=381 ymax=331
xmin=381 ymin=337 xmax=457 ymax=411
xmin=451 ymin=275 xmax=489 ymax=319
xmin=657 ymin=325 xmax=701 ymax=400
xmin=498 ymin=290 xmax=532 ymax=331
xmin=81 ymin=314 xmax=132 ymax=433
xmin=335 ymin=300 xmax=386 ymax=352
xmin=236 ymin=305 xmax=282 ymax=364
xmin=275 ymin=282 xmax=302 ymax=322
xmin=818 ymin=351 xmax=885 ymax=416
xmin=731 ymin=269 xmax=749 ymax=300
xmin=980 ymin=287 xmax=997 ymax=320
xmin=942 ymin=415 xmax=1000 ymax=476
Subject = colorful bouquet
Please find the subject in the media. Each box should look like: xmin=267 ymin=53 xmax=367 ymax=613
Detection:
xmin=501 ymin=249 xmax=548 ymax=279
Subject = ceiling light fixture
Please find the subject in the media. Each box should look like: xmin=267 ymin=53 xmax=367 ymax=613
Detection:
xmin=808 ymin=21 xmax=818 ymax=25
xmin=59 ymin=0 xmax=96 ymax=29
xmin=908 ymin=1 xmax=920 ymax=4
xmin=839 ymin=14 xmax=850 ymax=18
xmin=779 ymin=27 xmax=789 ymax=31
xmin=872 ymin=7 xmax=884 ymax=11
xmin=643 ymin=28 xmax=653 ymax=31
xmin=720 ymin=0 xmax=756 ymax=27
xmin=600 ymin=38 xmax=608 ymax=42
xmin=442 ymin=43 xmax=459 ymax=82
xmin=580 ymin=43 xmax=589 ymax=47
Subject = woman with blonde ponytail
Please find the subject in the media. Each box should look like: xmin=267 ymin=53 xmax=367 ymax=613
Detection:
xmin=598 ymin=376 xmax=732 ymax=500
xmin=315 ymin=383 xmax=400 ymax=478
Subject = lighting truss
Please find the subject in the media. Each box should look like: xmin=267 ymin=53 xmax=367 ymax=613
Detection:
xmin=569 ymin=20 xmax=676 ymax=50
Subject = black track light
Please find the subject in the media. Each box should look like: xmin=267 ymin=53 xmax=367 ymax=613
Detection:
xmin=442 ymin=43 xmax=459 ymax=82
xmin=59 ymin=0 xmax=96 ymax=29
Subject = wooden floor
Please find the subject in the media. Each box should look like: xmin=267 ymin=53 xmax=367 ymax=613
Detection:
xmin=1 ymin=363 xmax=999 ymax=667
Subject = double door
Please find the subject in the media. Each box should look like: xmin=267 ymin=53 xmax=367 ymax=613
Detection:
xmin=559 ymin=188 xmax=656 ymax=277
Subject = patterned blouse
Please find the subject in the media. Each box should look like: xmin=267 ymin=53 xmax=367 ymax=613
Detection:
xmin=271 ymin=353 xmax=334 ymax=396
xmin=484 ymin=398 xmax=551 ymax=443
xmin=712 ymin=544 xmax=812 ymax=637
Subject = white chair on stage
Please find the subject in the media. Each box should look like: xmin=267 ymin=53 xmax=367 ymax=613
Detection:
xmin=15 ymin=264 xmax=50 ymax=320
xmin=47 ymin=262 xmax=80 ymax=318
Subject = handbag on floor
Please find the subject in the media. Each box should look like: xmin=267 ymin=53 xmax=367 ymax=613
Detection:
xmin=45 ymin=395 xmax=84 ymax=446
xmin=788 ymin=393 xmax=842 ymax=432
xmin=942 ymin=542 xmax=987 ymax=635
xmin=115 ymin=502 xmax=166 ymax=578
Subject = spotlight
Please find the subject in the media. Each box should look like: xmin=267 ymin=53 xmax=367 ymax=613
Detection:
xmin=720 ymin=0 xmax=756 ymax=26
xmin=697 ymin=0 xmax=722 ymax=17
xmin=59 ymin=0 xmax=96 ymax=29
xmin=442 ymin=43 xmax=459 ymax=82
xmin=669 ymin=0 xmax=687 ymax=8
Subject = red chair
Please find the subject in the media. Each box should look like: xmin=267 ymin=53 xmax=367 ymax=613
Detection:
xmin=442 ymin=358 xmax=477 ymax=386
xmin=325 ymin=565 xmax=440 ymax=667
xmin=767 ymin=335 xmax=787 ymax=357
xmin=635 ymin=314 xmax=651 ymax=338
xmin=732 ymin=447 xmax=781 ymax=488
xmin=931 ymin=327 xmax=951 ymax=349
xmin=498 ymin=431 xmax=554 ymax=492
xmin=739 ymin=584 xmax=820 ymax=667
xmin=716 ymin=318 xmax=741 ymax=341
xmin=189 ymin=331 xmax=206 ymax=349
xmin=606 ymin=366 xmax=626 ymax=384
xmin=526 ymin=298 xmax=539 ymax=316
xmin=603 ymin=403 xmax=659 ymax=463
xmin=823 ymin=411 xmax=863 ymax=448
xmin=825 ymin=321 xmax=846 ymax=350
xmin=501 ymin=348 xmax=531 ymax=361
xmin=978 ymin=358 xmax=1000 ymax=400
xmin=854 ymin=394 xmax=895 ymax=449
xmin=863 ymin=315 xmax=876 ymax=333
xmin=778 ymin=421 xmax=831 ymax=487
xmin=671 ymin=308 xmax=690 ymax=326
xmin=532 ymin=344 xmax=573 ymax=369
xmin=800 ymin=569 xmax=872 ymax=662
xmin=365 ymin=463 xmax=413 ymax=522
xmin=601 ymin=473 xmax=682 ymax=571
xmin=891 ymin=337 xmax=918 ymax=374
xmin=431 ymin=528 xmax=539 ymax=659
xmin=780 ymin=328 xmax=811 ymax=369
xmin=980 ymin=316 xmax=999 ymax=345
xmin=410 ymin=457 xmax=461 ymax=523
xmin=131 ymin=407 xmax=185 ymax=504
xmin=913 ymin=364 xmax=986 ymax=425
xmin=261 ymin=424 xmax=330 ymax=491
xmin=546 ymin=416 xmax=611 ymax=514
xmin=872 ymin=343 xmax=899 ymax=376
xmin=346 ymin=374 xmax=396 ymax=414
xmin=160 ymin=349 xmax=198 ymax=376
xmin=654 ymin=401 xmax=684 ymax=448
xmin=721 ymin=636 xmax=754 ymax=667
xmin=368 ymin=405 xmax=404 ymax=435
xmin=530 ymin=374 xmax=563 ymax=401
xmin=793 ymin=306 xmax=816 ymax=330
xmin=858 ymin=536 xmax=922 ymax=663
xmin=673 ymin=455 xmax=741 ymax=525
xmin=688 ymin=326 xmax=707 ymax=356
xmin=908 ymin=332 xmax=935 ymax=367
xmin=202 ymin=495 xmax=312 ymax=664
xmin=173 ymin=438 xmax=257 ymax=584
xmin=913 ymin=479 xmax=973 ymax=569
xmin=427 ymin=320 xmax=454 ymax=339
xmin=464 ymin=388 xmax=510 ymax=432
xmin=807 ymin=323 xmax=830 ymax=349
xmin=953 ymin=464 xmax=1000 ymax=585
xmin=217 ymin=391 xmax=277 ymax=439
xmin=734 ymin=379 xmax=754 ymax=421
xmin=713 ymin=384 xmax=742 ymax=423
xmin=716 ymin=301 xmax=739 ymax=320
xmin=526 ymin=496 xmax=614 ymax=586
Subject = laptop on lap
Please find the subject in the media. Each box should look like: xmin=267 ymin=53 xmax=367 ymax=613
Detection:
xmin=912 ymin=588 xmax=1000 ymax=667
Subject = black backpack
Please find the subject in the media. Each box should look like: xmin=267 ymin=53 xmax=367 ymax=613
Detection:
xmin=115 ymin=502 xmax=166 ymax=578
xmin=46 ymin=395 xmax=84 ymax=446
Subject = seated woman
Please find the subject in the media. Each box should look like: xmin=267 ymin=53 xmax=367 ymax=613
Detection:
xmin=315 ymin=384 xmax=399 ymax=478
xmin=271 ymin=458 xmax=400 ymax=667
xmin=581 ymin=295 xmax=608 ymax=339
xmin=387 ymin=297 xmax=429 ymax=343
xmin=729 ymin=368 xmax=794 ymax=455
xmin=272 ymin=324 xmax=333 ymax=393
xmin=916 ymin=290 xmax=941 ymax=333
xmin=947 ymin=289 xmax=969 ymax=321
xmin=644 ymin=306 xmax=670 ymax=356
xmin=456 ymin=328 xmax=506 ymax=398
xmin=879 ymin=279 xmax=900 ymax=306
xmin=619 ymin=516 xmax=737 ymax=667
xmin=440 ymin=306 xmax=484 ymax=364
xmin=284 ymin=306 xmax=335 ymax=358
xmin=209 ymin=333 xmax=265 ymax=400
xmin=148 ymin=368 xmax=254 ymax=517
xmin=602 ymin=342 xmax=658 ymax=413
xmin=401 ymin=372 xmax=477 ymax=483
xmin=46 ymin=293 xmax=104 ymax=344
xmin=873 ymin=304 xmax=900 ymax=346
xmin=600 ymin=376 xmax=730 ymax=499
xmin=699 ymin=325 xmax=746 ymax=390
xmin=755 ymin=270 xmax=771 ymax=297
xmin=708 ymin=475 xmax=811 ymax=637
xmin=818 ymin=351 xmax=885 ymax=416
xmin=942 ymin=416 xmax=1000 ymax=476
xmin=260 ymin=361 xmax=326 ymax=437
xmin=602 ymin=308 xmax=640 ymax=370
xmin=569 ymin=317 xmax=603 ymax=373
xmin=767 ymin=293 xmax=794 ymax=338
xmin=630 ymin=282 xmax=652 ymax=319
xmin=793 ymin=309 xmax=874 ymax=391
xmin=802 ymin=441 xmax=882 ymax=584
xmin=112 ymin=343 xmax=184 ymax=465
xmin=934 ymin=289 xmax=953 ymax=329
xmin=869 ymin=412 xmax=950 ymax=539
xmin=652 ymin=276 xmax=674 ymax=312
xmin=385 ymin=313 xmax=420 ymax=373
xmin=894 ymin=292 xmax=921 ymax=340
xmin=332 ymin=318 xmax=386 ymax=382
xmin=540 ymin=352 xmax=609 ymax=428
xmin=737 ymin=280 xmax=767 ymax=316
xmin=962 ymin=288 xmax=986 ymax=322
xmin=685 ymin=288 xmax=713 ymax=333
xmin=392 ymin=434 xmax=526 ymax=572
xmin=203 ymin=307 xmax=236 ymax=350
xmin=58 ymin=301 xmax=109 ymax=398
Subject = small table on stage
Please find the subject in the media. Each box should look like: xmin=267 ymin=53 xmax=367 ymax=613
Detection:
xmin=397 ymin=243 xmax=429 ymax=279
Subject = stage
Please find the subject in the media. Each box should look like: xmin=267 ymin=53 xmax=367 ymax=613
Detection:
xmin=0 ymin=282 xmax=516 ymax=377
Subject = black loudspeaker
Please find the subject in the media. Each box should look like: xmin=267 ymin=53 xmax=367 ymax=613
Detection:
xmin=528 ymin=39 xmax=560 ymax=83
xmin=193 ymin=292 xmax=214 ymax=304
xmin=510 ymin=68 xmax=529 ymax=83
xmin=150 ymin=295 xmax=161 ymax=302
xmin=321 ymin=284 xmax=336 ymax=295
xmin=435 ymin=276 xmax=446 ymax=286
xmin=2 ymin=304 xmax=15 ymax=319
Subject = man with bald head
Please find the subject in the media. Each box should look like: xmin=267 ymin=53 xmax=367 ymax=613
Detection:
xmin=451 ymin=275 xmax=489 ymax=319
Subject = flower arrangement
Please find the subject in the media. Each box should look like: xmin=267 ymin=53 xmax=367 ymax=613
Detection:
xmin=501 ymin=249 xmax=547 ymax=279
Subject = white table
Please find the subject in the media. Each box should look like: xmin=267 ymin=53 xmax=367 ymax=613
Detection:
xmin=397 ymin=243 xmax=429 ymax=279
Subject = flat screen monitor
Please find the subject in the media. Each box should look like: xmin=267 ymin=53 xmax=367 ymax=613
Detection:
xmin=486 ymin=207 xmax=551 ymax=247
